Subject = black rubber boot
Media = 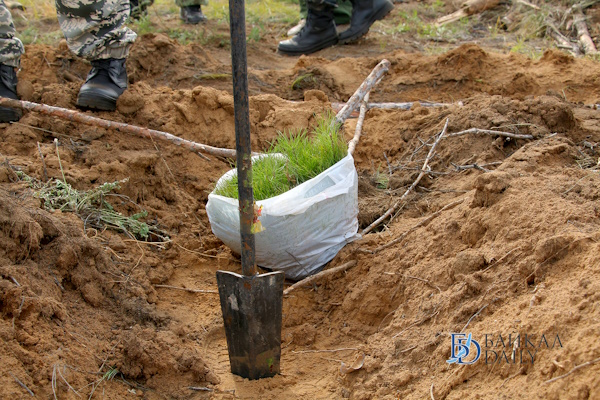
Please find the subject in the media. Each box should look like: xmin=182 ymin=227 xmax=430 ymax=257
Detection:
xmin=339 ymin=0 xmax=394 ymax=44
xmin=180 ymin=5 xmax=207 ymax=24
xmin=278 ymin=4 xmax=338 ymax=56
xmin=0 ymin=64 xmax=21 ymax=123
xmin=76 ymin=58 xmax=127 ymax=111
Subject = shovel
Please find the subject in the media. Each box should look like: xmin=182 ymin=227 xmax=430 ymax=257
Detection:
xmin=215 ymin=0 xmax=284 ymax=380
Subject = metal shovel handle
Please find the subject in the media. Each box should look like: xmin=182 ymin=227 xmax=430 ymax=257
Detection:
xmin=229 ymin=0 xmax=256 ymax=277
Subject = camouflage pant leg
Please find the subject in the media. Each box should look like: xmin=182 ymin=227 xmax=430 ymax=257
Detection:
xmin=307 ymin=0 xmax=338 ymax=8
xmin=0 ymin=0 xmax=23 ymax=67
xmin=176 ymin=0 xmax=208 ymax=7
xmin=55 ymin=0 xmax=137 ymax=61
xmin=130 ymin=0 xmax=154 ymax=19
xmin=301 ymin=0 xmax=351 ymax=24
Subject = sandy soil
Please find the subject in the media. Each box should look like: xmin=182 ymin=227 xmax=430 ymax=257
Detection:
xmin=1 ymin=1 xmax=600 ymax=399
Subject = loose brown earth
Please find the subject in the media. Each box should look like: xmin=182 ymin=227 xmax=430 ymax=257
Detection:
xmin=2 ymin=2 xmax=600 ymax=399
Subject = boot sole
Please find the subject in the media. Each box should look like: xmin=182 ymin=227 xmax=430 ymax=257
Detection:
xmin=278 ymin=36 xmax=339 ymax=56
xmin=339 ymin=2 xmax=394 ymax=44
xmin=76 ymin=92 xmax=117 ymax=111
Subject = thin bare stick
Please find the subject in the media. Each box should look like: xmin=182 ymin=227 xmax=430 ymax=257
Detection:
xmin=392 ymin=308 xmax=440 ymax=339
xmin=335 ymin=59 xmax=390 ymax=125
xmin=405 ymin=275 xmax=442 ymax=294
xmin=9 ymin=373 xmax=34 ymax=397
xmin=446 ymin=128 xmax=533 ymax=140
xmin=154 ymin=284 xmax=217 ymax=294
xmin=348 ymin=92 xmax=369 ymax=155
xmin=546 ymin=22 xmax=582 ymax=57
xmin=430 ymin=383 xmax=435 ymax=400
xmin=573 ymin=8 xmax=597 ymax=54
xmin=0 ymin=97 xmax=241 ymax=158
xmin=545 ymin=357 xmax=600 ymax=384
xmin=516 ymin=0 xmax=539 ymax=10
xmin=481 ymin=247 xmax=521 ymax=273
xmin=452 ymin=161 xmax=502 ymax=172
xmin=292 ymin=347 xmax=358 ymax=354
xmin=461 ymin=304 xmax=488 ymax=333
xmin=8 ymin=275 xmax=20 ymax=286
xmin=57 ymin=365 xmax=81 ymax=397
xmin=37 ymin=142 xmax=49 ymax=182
xmin=331 ymin=101 xmax=452 ymax=113
xmin=362 ymin=118 xmax=449 ymax=235
xmin=372 ymin=198 xmax=464 ymax=253
xmin=284 ymin=260 xmax=357 ymax=296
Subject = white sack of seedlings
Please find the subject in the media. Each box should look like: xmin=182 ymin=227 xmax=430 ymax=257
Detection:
xmin=206 ymin=154 xmax=359 ymax=280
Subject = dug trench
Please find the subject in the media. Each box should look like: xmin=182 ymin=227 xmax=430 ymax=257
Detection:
xmin=0 ymin=36 xmax=599 ymax=399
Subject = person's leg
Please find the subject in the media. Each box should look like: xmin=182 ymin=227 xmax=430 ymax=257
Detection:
xmin=338 ymin=0 xmax=393 ymax=44
xmin=0 ymin=0 xmax=23 ymax=121
xmin=56 ymin=0 xmax=137 ymax=110
xmin=130 ymin=0 xmax=154 ymax=20
xmin=287 ymin=0 xmax=307 ymax=37
xmin=334 ymin=0 xmax=352 ymax=25
xmin=278 ymin=0 xmax=338 ymax=56
xmin=176 ymin=0 xmax=208 ymax=25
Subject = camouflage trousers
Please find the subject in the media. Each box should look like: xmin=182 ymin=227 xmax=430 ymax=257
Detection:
xmin=55 ymin=0 xmax=137 ymax=61
xmin=131 ymin=0 xmax=208 ymax=17
xmin=0 ymin=0 xmax=24 ymax=67
xmin=0 ymin=0 xmax=136 ymax=68
xmin=300 ymin=0 xmax=352 ymax=25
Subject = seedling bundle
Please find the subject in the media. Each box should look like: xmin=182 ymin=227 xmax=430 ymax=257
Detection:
xmin=206 ymin=113 xmax=360 ymax=280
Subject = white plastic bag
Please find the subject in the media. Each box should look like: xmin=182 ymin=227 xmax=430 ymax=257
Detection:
xmin=206 ymin=154 xmax=359 ymax=280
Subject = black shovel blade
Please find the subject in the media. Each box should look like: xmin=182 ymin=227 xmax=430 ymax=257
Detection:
xmin=216 ymin=270 xmax=285 ymax=380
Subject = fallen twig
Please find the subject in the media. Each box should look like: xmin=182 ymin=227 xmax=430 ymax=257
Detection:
xmin=348 ymin=92 xmax=369 ymax=155
xmin=436 ymin=0 xmax=502 ymax=26
xmin=283 ymin=260 xmax=357 ymax=295
xmin=573 ymin=8 xmax=597 ymax=54
xmin=405 ymin=275 xmax=442 ymax=294
xmin=154 ymin=284 xmax=217 ymax=294
xmin=392 ymin=308 xmax=440 ymax=339
xmin=461 ymin=304 xmax=488 ymax=333
xmin=362 ymin=118 xmax=449 ymax=235
xmin=545 ymin=356 xmax=600 ymax=384
xmin=446 ymin=128 xmax=534 ymax=140
xmin=331 ymin=101 xmax=452 ymax=113
xmin=0 ymin=97 xmax=241 ymax=158
xmin=452 ymin=161 xmax=502 ymax=172
xmin=292 ymin=347 xmax=358 ymax=354
xmin=546 ymin=22 xmax=582 ymax=57
xmin=335 ymin=59 xmax=390 ymax=125
xmin=9 ymin=373 xmax=34 ymax=397
xmin=370 ymin=197 xmax=464 ymax=253
xmin=430 ymin=383 xmax=435 ymax=400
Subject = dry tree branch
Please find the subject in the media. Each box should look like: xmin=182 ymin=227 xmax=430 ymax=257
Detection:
xmin=0 ymin=97 xmax=241 ymax=158
xmin=284 ymin=260 xmax=357 ymax=295
xmin=348 ymin=92 xmax=369 ymax=155
xmin=546 ymin=21 xmax=582 ymax=57
xmin=153 ymin=284 xmax=217 ymax=294
xmin=362 ymin=118 xmax=449 ymax=235
xmin=369 ymin=198 xmax=465 ymax=253
xmin=461 ymin=304 xmax=488 ymax=333
xmin=446 ymin=128 xmax=534 ymax=140
xmin=335 ymin=59 xmax=391 ymax=125
xmin=545 ymin=357 xmax=600 ymax=384
xmin=9 ymin=373 xmax=34 ymax=397
xmin=573 ymin=8 xmax=598 ymax=54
